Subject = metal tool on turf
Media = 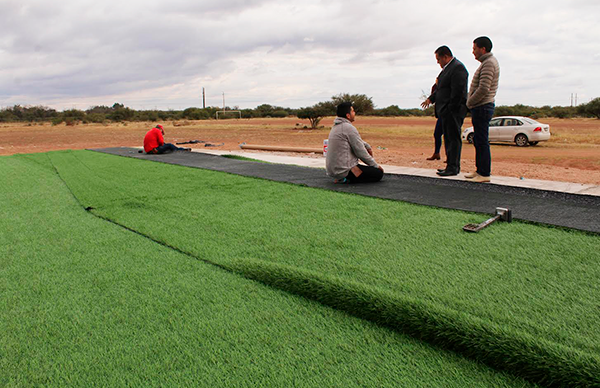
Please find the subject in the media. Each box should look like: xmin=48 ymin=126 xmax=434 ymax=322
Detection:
xmin=463 ymin=207 xmax=512 ymax=233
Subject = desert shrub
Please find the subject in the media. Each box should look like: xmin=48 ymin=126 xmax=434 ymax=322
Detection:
xmin=271 ymin=110 xmax=289 ymax=118
xmin=85 ymin=113 xmax=107 ymax=123
xmin=135 ymin=110 xmax=160 ymax=122
xmin=108 ymin=107 xmax=135 ymax=121
xmin=374 ymin=105 xmax=404 ymax=116
xmin=157 ymin=110 xmax=183 ymax=121
xmin=551 ymin=106 xmax=577 ymax=119
xmin=62 ymin=109 xmax=85 ymax=121
xmin=241 ymin=109 xmax=255 ymax=119
xmin=0 ymin=110 xmax=18 ymax=122
xmin=0 ymin=105 xmax=58 ymax=122
xmin=577 ymin=97 xmax=600 ymax=119
xmin=182 ymin=107 xmax=210 ymax=120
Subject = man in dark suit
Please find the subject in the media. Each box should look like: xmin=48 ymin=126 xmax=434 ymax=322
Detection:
xmin=428 ymin=46 xmax=468 ymax=176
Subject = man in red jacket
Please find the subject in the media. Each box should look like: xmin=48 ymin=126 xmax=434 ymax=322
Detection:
xmin=143 ymin=124 xmax=190 ymax=154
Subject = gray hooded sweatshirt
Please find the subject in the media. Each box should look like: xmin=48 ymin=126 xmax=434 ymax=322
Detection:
xmin=325 ymin=117 xmax=379 ymax=179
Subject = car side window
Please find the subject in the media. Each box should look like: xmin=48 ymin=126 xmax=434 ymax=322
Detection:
xmin=504 ymin=119 xmax=515 ymax=126
xmin=515 ymin=120 xmax=523 ymax=126
xmin=490 ymin=118 xmax=502 ymax=127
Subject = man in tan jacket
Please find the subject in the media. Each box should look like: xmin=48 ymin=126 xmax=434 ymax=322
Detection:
xmin=465 ymin=36 xmax=500 ymax=183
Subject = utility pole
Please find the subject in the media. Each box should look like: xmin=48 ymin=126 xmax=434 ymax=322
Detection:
xmin=571 ymin=93 xmax=573 ymax=107
xmin=202 ymin=87 xmax=206 ymax=109
xmin=222 ymin=92 xmax=225 ymax=111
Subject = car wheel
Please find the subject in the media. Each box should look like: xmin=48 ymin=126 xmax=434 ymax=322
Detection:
xmin=467 ymin=133 xmax=474 ymax=144
xmin=515 ymin=134 xmax=528 ymax=147
xmin=529 ymin=141 xmax=539 ymax=146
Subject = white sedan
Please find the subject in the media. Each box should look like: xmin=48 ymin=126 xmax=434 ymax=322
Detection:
xmin=462 ymin=116 xmax=551 ymax=147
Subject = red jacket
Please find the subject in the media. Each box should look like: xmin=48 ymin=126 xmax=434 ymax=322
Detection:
xmin=144 ymin=128 xmax=164 ymax=153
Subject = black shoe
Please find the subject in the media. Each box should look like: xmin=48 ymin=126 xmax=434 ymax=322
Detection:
xmin=437 ymin=168 xmax=445 ymax=172
xmin=437 ymin=169 xmax=459 ymax=176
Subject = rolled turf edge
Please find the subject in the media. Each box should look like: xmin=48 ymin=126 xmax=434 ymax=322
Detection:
xmin=221 ymin=257 xmax=600 ymax=388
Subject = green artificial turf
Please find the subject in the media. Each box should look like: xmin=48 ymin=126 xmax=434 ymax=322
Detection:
xmin=6 ymin=149 xmax=600 ymax=386
xmin=43 ymin=150 xmax=600 ymax=386
xmin=0 ymin=153 xmax=535 ymax=387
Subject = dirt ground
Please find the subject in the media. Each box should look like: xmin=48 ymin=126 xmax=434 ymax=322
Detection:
xmin=1 ymin=116 xmax=599 ymax=185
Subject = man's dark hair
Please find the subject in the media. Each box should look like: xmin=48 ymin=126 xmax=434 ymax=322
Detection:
xmin=435 ymin=45 xmax=453 ymax=58
xmin=473 ymin=36 xmax=493 ymax=52
xmin=336 ymin=102 xmax=353 ymax=118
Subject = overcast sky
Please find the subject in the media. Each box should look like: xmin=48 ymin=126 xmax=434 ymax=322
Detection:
xmin=1 ymin=0 xmax=599 ymax=111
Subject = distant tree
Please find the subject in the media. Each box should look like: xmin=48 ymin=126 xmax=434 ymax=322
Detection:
xmin=24 ymin=106 xmax=58 ymax=122
xmin=578 ymin=97 xmax=600 ymax=119
xmin=182 ymin=107 xmax=210 ymax=120
xmin=0 ymin=105 xmax=58 ymax=122
xmin=297 ymin=107 xmax=322 ymax=128
xmin=271 ymin=109 xmax=289 ymax=118
xmin=373 ymin=105 xmax=430 ymax=117
xmin=0 ymin=109 xmax=17 ymax=122
xmin=5 ymin=105 xmax=24 ymax=120
xmin=331 ymin=93 xmax=374 ymax=115
xmin=48 ymin=108 xmax=85 ymax=126
xmin=241 ymin=109 xmax=255 ymax=119
xmin=373 ymin=105 xmax=404 ymax=116
xmin=62 ymin=109 xmax=85 ymax=120
xmin=550 ymin=106 xmax=577 ymax=119
xmin=86 ymin=105 xmax=114 ymax=115
xmin=492 ymin=106 xmax=512 ymax=117
xmin=254 ymin=104 xmax=274 ymax=117
xmin=108 ymin=105 xmax=135 ymax=121
xmin=297 ymin=102 xmax=334 ymax=128
xmin=85 ymin=113 xmax=107 ymax=123
xmin=134 ymin=110 xmax=159 ymax=122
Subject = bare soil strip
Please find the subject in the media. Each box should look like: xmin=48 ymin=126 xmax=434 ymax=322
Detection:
xmin=1 ymin=117 xmax=599 ymax=184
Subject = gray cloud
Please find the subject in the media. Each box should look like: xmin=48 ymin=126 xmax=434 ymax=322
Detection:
xmin=1 ymin=0 xmax=598 ymax=109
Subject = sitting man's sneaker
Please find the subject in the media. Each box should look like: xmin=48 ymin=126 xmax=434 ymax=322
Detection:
xmin=334 ymin=177 xmax=348 ymax=184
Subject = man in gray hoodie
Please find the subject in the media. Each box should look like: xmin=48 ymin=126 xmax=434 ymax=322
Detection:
xmin=326 ymin=102 xmax=384 ymax=183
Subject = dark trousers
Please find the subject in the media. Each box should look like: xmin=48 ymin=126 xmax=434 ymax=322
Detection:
xmin=442 ymin=113 xmax=465 ymax=173
xmin=471 ymin=103 xmax=495 ymax=177
xmin=347 ymin=165 xmax=383 ymax=183
xmin=433 ymin=118 xmax=443 ymax=154
xmin=154 ymin=143 xmax=186 ymax=154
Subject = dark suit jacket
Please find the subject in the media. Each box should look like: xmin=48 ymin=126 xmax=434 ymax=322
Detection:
xmin=430 ymin=58 xmax=468 ymax=119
